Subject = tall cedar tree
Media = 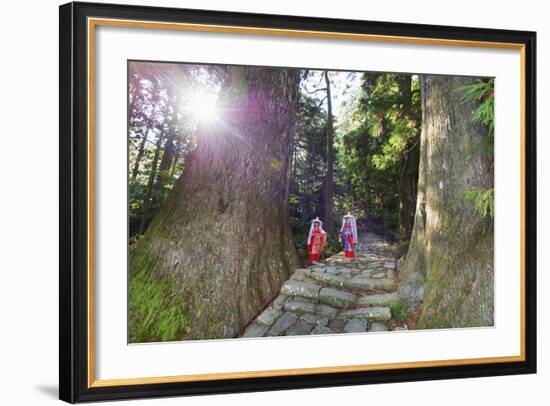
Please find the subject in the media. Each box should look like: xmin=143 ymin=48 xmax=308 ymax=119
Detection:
xmin=323 ymin=71 xmax=335 ymax=233
xmin=398 ymin=75 xmax=494 ymax=328
xmin=129 ymin=66 xmax=301 ymax=341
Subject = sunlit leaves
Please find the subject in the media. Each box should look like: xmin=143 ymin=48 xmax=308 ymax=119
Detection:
xmin=465 ymin=188 xmax=494 ymax=219
xmin=457 ymin=78 xmax=495 ymax=140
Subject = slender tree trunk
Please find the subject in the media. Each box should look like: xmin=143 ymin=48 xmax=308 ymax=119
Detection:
xmin=158 ymin=132 xmax=175 ymax=177
xmin=154 ymin=125 xmax=176 ymax=200
xmin=323 ymin=71 xmax=334 ymax=233
xmin=398 ymin=75 xmax=494 ymax=328
xmin=131 ymin=127 xmax=148 ymax=183
xmin=139 ymin=130 xmax=163 ymax=235
xmin=130 ymin=66 xmax=301 ymax=341
xmin=156 ymin=91 xmax=180 ymax=193
xmin=302 ymin=161 xmax=310 ymax=221
xmin=397 ymin=75 xmax=419 ymax=239
xmin=398 ymin=147 xmax=419 ymax=239
xmin=302 ymin=140 xmax=315 ymax=221
xmin=168 ymin=137 xmax=183 ymax=179
xmin=290 ymin=137 xmax=298 ymax=206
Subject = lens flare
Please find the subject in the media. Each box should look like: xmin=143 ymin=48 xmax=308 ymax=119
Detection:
xmin=188 ymin=91 xmax=219 ymax=123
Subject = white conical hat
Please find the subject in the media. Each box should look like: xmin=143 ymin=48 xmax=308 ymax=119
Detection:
xmin=308 ymin=217 xmax=326 ymax=244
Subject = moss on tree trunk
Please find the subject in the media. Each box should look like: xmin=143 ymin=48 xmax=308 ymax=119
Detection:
xmin=398 ymin=75 xmax=494 ymax=329
xmin=129 ymin=66 xmax=301 ymax=342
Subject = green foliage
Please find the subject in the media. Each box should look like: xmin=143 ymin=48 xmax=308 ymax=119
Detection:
xmin=323 ymin=235 xmax=342 ymax=258
xmin=289 ymin=92 xmax=328 ymax=227
xmin=458 ymin=78 xmax=495 ymax=220
xmin=457 ymin=78 xmax=495 ymax=159
xmin=465 ymin=188 xmax=495 ymax=219
xmin=129 ymin=233 xmax=143 ymax=246
xmin=389 ymin=299 xmax=408 ymax=322
xmin=338 ymin=73 xmax=421 ymax=232
xmin=290 ymin=217 xmax=311 ymax=261
xmin=457 ymin=79 xmax=495 ymax=139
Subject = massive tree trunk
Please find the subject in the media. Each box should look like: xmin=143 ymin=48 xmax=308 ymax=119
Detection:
xmin=323 ymin=71 xmax=335 ymax=233
xmin=398 ymin=75 xmax=494 ymax=329
xmin=129 ymin=66 xmax=300 ymax=341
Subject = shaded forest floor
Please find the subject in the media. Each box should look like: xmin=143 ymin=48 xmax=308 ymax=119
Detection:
xmin=239 ymin=231 xmax=409 ymax=338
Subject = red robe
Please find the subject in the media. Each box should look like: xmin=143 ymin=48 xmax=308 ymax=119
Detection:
xmin=308 ymin=227 xmax=327 ymax=261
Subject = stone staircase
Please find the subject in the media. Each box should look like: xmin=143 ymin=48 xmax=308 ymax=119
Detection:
xmin=240 ymin=233 xmax=406 ymax=337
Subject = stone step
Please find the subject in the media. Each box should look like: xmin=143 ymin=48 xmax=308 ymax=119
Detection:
xmin=307 ymin=270 xmax=349 ymax=289
xmin=256 ymin=305 xmax=282 ymax=325
xmin=266 ymin=312 xmax=298 ymax=336
xmin=242 ymin=322 xmax=269 ymax=338
xmin=286 ymin=321 xmax=314 ymax=336
xmin=369 ymin=322 xmax=389 ymax=332
xmin=316 ymin=304 xmax=338 ymax=317
xmin=319 ymin=287 xmax=357 ymax=308
xmin=345 ymin=277 xmax=397 ymax=292
xmin=307 ymin=270 xmax=397 ymax=293
xmin=284 ymin=299 xmax=316 ymax=314
xmin=344 ymin=319 xmax=368 ymax=333
xmin=340 ymin=306 xmax=392 ymax=322
xmin=241 ymin=232 xmax=399 ymax=338
xmin=280 ymin=280 xmax=322 ymax=300
xmin=357 ymin=292 xmax=398 ymax=306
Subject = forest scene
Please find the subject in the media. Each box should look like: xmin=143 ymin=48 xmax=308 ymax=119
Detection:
xmin=128 ymin=61 xmax=494 ymax=343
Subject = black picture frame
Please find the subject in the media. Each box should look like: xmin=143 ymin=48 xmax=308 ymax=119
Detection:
xmin=59 ymin=1 xmax=537 ymax=403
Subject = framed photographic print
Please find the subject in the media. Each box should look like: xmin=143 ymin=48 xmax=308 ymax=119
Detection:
xmin=59 ymin=1 xmax=537 ymax=403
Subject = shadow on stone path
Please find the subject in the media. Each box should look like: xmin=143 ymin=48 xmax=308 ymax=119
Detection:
xmin=239 ymin=232 xmax=406 ymax=338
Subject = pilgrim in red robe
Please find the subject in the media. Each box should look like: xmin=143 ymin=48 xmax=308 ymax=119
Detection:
xmin=307 ymin=217 xmax=327 ymax=264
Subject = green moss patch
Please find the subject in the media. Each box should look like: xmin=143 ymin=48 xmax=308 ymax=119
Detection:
xmin=389 ymin=299 xmax=408 ymax=322
xmin=128 ymin=246 xmax=192 ymax=343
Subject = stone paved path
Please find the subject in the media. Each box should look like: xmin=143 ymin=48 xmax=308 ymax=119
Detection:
xmin=239 ymin=232 xmax=406 ymax=338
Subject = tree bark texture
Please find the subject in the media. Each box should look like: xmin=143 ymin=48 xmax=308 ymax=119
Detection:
xmin=397 ymin=75 xmax=418 ymax=239
xmin=398 ymin=75 xmax=494 ymax=329
xmin=129 ymin=66 xmax=301 ymax=341
xmin=399 ymin=144 xmax=419 ymax=239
